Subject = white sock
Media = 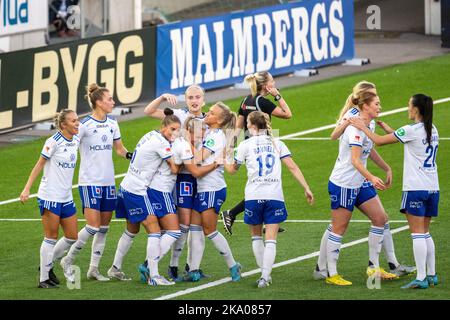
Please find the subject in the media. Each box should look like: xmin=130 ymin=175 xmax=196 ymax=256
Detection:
xmin=252 ymin=236 xmax=264 ymax=268
xmin=90 ymin=225 xmax=109 ymax=268
xmin=261 ymin=240 xmax=277 ymax=280
xmin=368 ymin=225 xmax=384 ymax=268
xmin=66 ymin=225 xmax=99 ymax=264
xmin=188 ymin=224 xmax=205 ymax=270
xmin=412 ymin=233 xmax=427 ymax=281
xmin=382 ymin=223 xmax=400 ymax=268
xmin=425 ymin=233 xmax=436 ymax=276
xmin=53 ymin=237 xmax=76 ymax=262
xmin=112 ymin=230 xmax=136 ymax=270
xmin=207 ymin=231 xmax=236 ymax=269
xmin=147 ymin=233 xmax=161 ymax=278
xmin=326 ymin=232 xmax=343 ymax=277
xmin=40 ymin=238 xmax=56 ymax=282
xmin=170 ymin=224 xmax=189 ymax=267
xmin=317 ymin=224 xmax=332 ymax=271
xmin=160 ymin=230 xmax=181 ymax=259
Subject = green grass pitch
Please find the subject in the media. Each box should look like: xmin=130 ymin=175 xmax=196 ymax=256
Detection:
xmin=0 ymin=54 xmax=449 ymax=300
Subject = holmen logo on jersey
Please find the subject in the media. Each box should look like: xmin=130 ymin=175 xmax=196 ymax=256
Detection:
xmin=396 ymin=128 xmax=406 ymax=136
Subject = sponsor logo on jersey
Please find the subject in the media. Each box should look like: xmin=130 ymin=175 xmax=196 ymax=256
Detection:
xmin=57 ymin=162 xmax=76 ymax=169
xmin=129 ymin=208 xmax=144 ymax=216
xmin=409 ymin=201 xmax=423 ymax=209
xmin=89 ymin=144 xmax=113 ymax=151
xmin=274 ymin=209 xmax=284 ymax=216
xmin=244 ymin=209 xmax=253 ymax=217
xmin=396 ymin=128 xmax=406 ymax=137
xmin=205 ymin=138 xmax=215 ymax=148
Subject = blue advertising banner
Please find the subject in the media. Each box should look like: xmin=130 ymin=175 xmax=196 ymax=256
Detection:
xmin=156 ymin=0 xmax=354 ymax=95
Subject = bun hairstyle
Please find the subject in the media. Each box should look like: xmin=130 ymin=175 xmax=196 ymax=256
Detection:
xmin=338 ymin=81 xmax=376 ymax=122
xmin=352 ymin=91 xmax=377 ymax=110
xmin=161 ymin=107 xmax=180 ymax=127
xmin=245 ymin=71 xmax=272 ymax=97
xmin=85 ymin=83 xmax=109 ymax=109
xmin=54 ymin=109 xmax=75 ymax=131
xmin=411 ymin=94 xmax=434 ymax=145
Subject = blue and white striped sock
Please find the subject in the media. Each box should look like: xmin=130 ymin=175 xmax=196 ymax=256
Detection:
xmin=66 ymin=225 xmax=99 ymax=263
xmin=368 ymin=225 xmax=384 ymax=267
xmin=382 ymin=223 xmax=399 ymax=268
xmin=147 ymin=233 xmax=161 ymax=278
xmin=170 ymin=224 xmax=189 ymax=267
xmin=112 ymin=230 xmax=136 ymax=270
xmin=53 ymin=237 xmax=76 ymax=261
xmin=317 ymin=224 xmax=332 ymax=271
xmin=40 ymin=238 xmax=56 ymax=282
xmin=262 ymin=240 xmax=277 ymax=281
xmin=425 ymin=232 xmax=435 ymax=276
xmin=412 ymin=233 xmax=427 ymax=281
xmin=90 ymin=225 xmax=110 ymax=268
xmin=326 ymin=232 xmax=343 ymax=277
xmin=160 ymin=230 xmax=181 ymax=258
xmin=188 ymin=224 xmax=204 ymax=270
xmin=207 ymin=230 xmax=236 ymax=269
xmin=252 ymin=236 xmax=264 ymax=268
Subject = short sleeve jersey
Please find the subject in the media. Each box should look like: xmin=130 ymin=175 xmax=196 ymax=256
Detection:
xmin=37 ymin=132 xmax=80 ymax=202
xmin=120 ymin=131 xmax=172 ymax=195
xmin=150 ymin=137 xmax=193 ymax=193
xmin=329 ymin=124 xmax=374 ymax=189
xmin=196 ymin=128 xmax=227 ymax=192
xmin=77 ymin=116 xmax=121 ymax=186
xmin=235 ymin=135 xmax=291 ymax=201
xmin=394 ymin=123 xmax=439 ymax=191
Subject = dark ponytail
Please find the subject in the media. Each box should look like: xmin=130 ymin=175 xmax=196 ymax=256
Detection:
xmin=411 ymin=94 xmax=433 ymax=145
xmin=161 ymin=108 xmax=180 ymax=127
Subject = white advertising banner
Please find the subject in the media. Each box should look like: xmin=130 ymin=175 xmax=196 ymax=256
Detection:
xmin=0 ymin=0 xmax=48 ymax=36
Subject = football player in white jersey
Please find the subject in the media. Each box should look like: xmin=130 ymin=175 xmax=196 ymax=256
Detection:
xmin=184 ymin=102 xmax=242 ymax=282
xmin=320 ymin=91 xmax=401 ymax=286
xmin=108 ymin=112 xmax=181 ymax=286
xmin=226 ymin=111 xmax=313 ymax=288
xmin=315 ymin=81 xmax=415 ymax=281
xmin=144 ymin=85 xmax=209 ymax=278
xmin=350 ymin=94 xmax=439 ymax=289
xmin=20 ymin=110 xmax=80 ymax=288
xmin=60 ymin=84 xmax=132 ymax=282
xmin=138 ymin=111 xmax=219 ymax=283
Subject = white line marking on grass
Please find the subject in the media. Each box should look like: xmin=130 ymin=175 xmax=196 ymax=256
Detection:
xmin=0 ymin=218 xmax=408 ymax=223
xmin=1 ymin=96 xmax=449 ymax=207
xmin=154 ymin=225 xmax=410 ymax=300
xmin=282 ymin=137 xmax=330 ymax=141
xmin=278 ymin=96 xmax=450 ymax=140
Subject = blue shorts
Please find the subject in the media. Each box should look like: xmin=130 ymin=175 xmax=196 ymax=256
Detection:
xmin=115 ymin=187 xmax=154 ymax=224
xmin=194 ymin=188 xmax=226 ymax=214
xmin=174 ymin=174 xmax=197 ymax=209
xmin=355 ymin=181 xmax=378 ymax=207
xmin=38 ymin=198 xmax=76 ymax=219
xmin=79 ymin=185 xmax=117 ymax=212
xmin=328 ymin=181 xmax=361 ymax=212
xmin=244 ymin=200 xmax=288 ymax=225
xmin=400 ymin=190 xmax=439 ymax=217
xmin=147 ymin=188 xmax=177 ymax=218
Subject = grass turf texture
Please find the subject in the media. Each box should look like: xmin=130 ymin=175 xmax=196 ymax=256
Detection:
xmin=0 ymin=54 xmax=449 ymax=299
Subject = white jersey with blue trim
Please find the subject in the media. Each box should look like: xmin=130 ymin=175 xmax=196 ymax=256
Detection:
xmin=150 ymin=137 xmax=193 ymax=193
xmin=173 ymin=108 xmax=206 ymax=174
xmin=394 ymin=122 xmax=439 ymax=191
xmin=197 ymin=128 xmax=227 ymax=192
xmin=121 ymin=130 xmax=172 ymax=195
xmin=38 ymin=132 xmax=80 ymax=202
xmin=78 ymin=116 xmax=121 ymax=186
xmin=173 ymin=108 xmax=206 ymax=127
xmin=329 ymin=123 xmax=375 ymax=189
xmin=340 ymin=107 xmax=376 ymax=131
xmin=235 ymin=135 xmax=291 ymax=201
